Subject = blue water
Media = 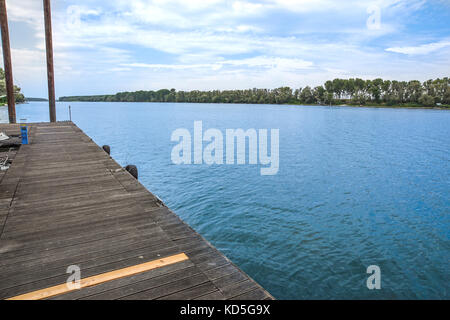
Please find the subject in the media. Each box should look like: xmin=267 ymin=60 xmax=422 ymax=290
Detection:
xmin=2 ymin=102 xmax=449 ymax=299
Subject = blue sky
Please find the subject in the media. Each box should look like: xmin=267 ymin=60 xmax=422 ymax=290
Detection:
xmin=3 ymin=0 xmax=450 ymax=98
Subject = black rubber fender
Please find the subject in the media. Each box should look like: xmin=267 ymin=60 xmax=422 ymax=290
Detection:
xmin=102 ymin=145 xmax=110 ymax=155
xmin=125 ymin=165 xmax=138 ymax=180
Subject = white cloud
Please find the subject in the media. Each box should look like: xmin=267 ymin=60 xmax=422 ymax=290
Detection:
xmin=224 ymin=56 xmax=313 ymax=70
xmin=386 ymin=41 xmax=450 ymax=55
xmin=3 ymin=0 xmax=449 ymax=97
xmin=123 ymin=62 xmax=214 ymax=69
xmin=269 ymin=0 xmax=336 ymax=12
xmin=122 ymin=56 xmax=313 ymax=71
xmin=7 ymin=0 xmax=43 ymax=27
xmin=231 ymin=1 xmax=264 ymax=14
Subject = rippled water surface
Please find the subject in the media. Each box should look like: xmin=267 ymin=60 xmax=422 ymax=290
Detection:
xmin=2 ymin=102 xmax=449 ymax=299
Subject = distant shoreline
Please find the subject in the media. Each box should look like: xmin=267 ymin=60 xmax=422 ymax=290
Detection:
xmin=51 ymin=100 xmax=450 ymax=110
xmin=58 ymin=77 xmax=450 ymax=109
xmin=25 ymin=97 xmax=48 ymax=102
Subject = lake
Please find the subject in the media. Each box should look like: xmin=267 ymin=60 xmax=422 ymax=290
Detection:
xmin=1 ymin=101 xmax=449 ymax=299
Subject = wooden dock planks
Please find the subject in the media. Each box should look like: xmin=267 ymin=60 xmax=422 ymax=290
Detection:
xmin=0 ymin=122 xmax=273 ymax=300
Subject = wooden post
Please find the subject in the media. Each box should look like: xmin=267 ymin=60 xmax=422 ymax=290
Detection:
xmin=43 ymin=0 xmax=56 ymax=122
xmin=0 ymin=0 xmax=16 ymax=123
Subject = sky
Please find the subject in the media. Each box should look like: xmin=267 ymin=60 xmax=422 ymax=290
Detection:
xmin=2 ymin=0 xmax=450 ymax=98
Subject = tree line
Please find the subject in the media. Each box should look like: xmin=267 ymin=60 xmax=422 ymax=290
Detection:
xmin=59 ymin=77 xmax=450 ymax=107
xmin=0 ymin=68 xmax=25 ymax=104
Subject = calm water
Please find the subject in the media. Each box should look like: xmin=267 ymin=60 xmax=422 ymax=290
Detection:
xmin=2 ymin=102 xmax=449 ymax=299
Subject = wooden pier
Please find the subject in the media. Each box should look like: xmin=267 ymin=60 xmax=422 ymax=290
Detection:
xmin=0 ymin=122 xmax=273 ymax=300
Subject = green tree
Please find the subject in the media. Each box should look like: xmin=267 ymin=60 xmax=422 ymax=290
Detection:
xmin=0 ymin=68 xmax=25 ymax=103
xmin=418 ymin=94 xmax=435 ymax=107
xmin=299 ymin=86 xmax=315 ymax=104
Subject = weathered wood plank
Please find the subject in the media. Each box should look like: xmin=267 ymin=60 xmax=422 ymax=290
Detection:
xmin=194 ymin=290 xmax=226 ymax=300
xmin=157 ymin=282 xmax=218 ymax=300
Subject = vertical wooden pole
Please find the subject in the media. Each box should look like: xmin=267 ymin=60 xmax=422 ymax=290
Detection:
xmin=0 ymin=0 xmax=16 ymax=123
xmin=43 ymin=0 xmax=56 ymax=122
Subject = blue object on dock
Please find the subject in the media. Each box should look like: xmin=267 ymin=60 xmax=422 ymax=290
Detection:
xmin=20 ymin=124 xmax=28 ymax=145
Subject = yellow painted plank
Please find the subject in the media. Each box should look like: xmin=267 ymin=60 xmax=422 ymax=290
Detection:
xmin=6 ymin=253 xmax=189 ymax=300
